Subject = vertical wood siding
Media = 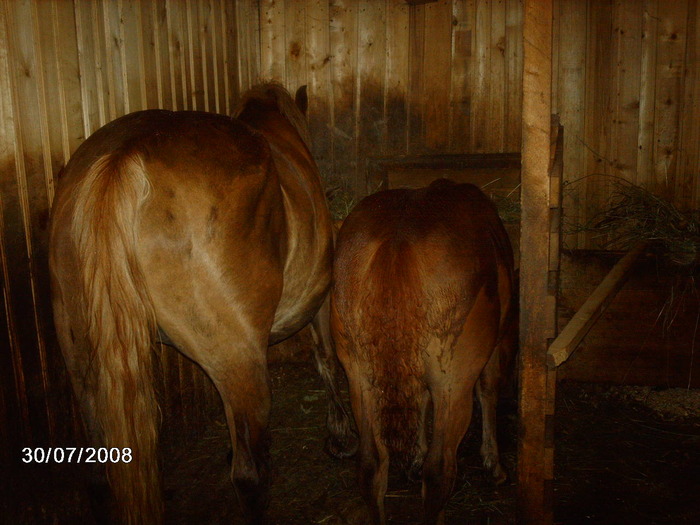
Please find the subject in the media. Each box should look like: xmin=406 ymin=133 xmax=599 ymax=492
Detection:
xmin=249 ymin=0 xmax=699 ymax=250
xmin=251 ymin=0 xmax=523 ymax=192
xmin=555 ymin=0 xmax=700 ymax=249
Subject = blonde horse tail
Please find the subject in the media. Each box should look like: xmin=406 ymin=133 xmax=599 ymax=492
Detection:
xmin=72 ymin=150 xmax=161 ymax=524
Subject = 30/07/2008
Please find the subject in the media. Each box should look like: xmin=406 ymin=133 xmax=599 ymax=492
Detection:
xmin=21 ymin=447 xmax=132 ymax=464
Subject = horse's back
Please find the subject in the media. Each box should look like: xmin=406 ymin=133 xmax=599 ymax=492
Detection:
xmin=52 ymin=108 xmax=331 ymax=349
xmin=52 ymin=110 xmax=278 ymax=246
xmin=337 ymin=179 xmax=511 ymax=259
xmin=334 ymin=179 xmax=513 ymax=334
xmin=58 ymin=110 xmax=269 ymax=183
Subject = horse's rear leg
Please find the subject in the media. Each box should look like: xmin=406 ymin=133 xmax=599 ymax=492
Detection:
xmin=52 ymin=292 xmax=116 ymax=520
xmin=310 ymin=295 xmax=358 ymax=458
xmin=423 ymin=288 xmax=499 ymax=525
xmin=422 ymin=386 xmax=475 ymax=525
xmin=210 ymin=357 xmax=271 ymax=524
xmin=408 ymin=391 xmax=431 ymax=482
xmin=358 ymin=398 xmax=390 ymax=525
xmin=476 ymin=346 xmax=508 ymax=484
xmin=345 ymin=371 xmax=389 ymax=525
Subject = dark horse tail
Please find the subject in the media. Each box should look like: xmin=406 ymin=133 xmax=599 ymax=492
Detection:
xmin=71 ymin=150 xmax=161 ymax=523
xmin=365 ymin=239 xmax=425 ymax=467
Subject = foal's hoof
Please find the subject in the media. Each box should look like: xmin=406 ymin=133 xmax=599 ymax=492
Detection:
xmin=407 ymin=453 xmax=426 ymax=483
xmin=407 ymin=461 xmax=423 ymax=483
xmin=324 ymin=431 xmax=358 ymax=459
xmin=86 ymin=479 xmax=113 ymax=524
xmin=485 ymin=463 xmax=508 ymax=486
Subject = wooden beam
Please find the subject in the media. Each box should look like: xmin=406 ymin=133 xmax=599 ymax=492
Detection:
xmin=518 ymin=0 xmax=554 ymax=524
xmin=366 ymin=152 xmax=521 ymax=192
xmin=548 ymin=241 xmax=647 ymax=368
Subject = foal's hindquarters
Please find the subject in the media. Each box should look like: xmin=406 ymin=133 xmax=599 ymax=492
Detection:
xmin=330 ymin=180 xmax=515 ymax=525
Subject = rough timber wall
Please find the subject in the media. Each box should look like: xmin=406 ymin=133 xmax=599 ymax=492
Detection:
xmin=0 ymin=0 xmax=241 ymax=465
xmin=246 ymin=0 xmax=700 ymax=250
xmin=555 ymin=0 xmax=700 ymax=249
xmin=246 ymin=0 xmax=524 ymax=195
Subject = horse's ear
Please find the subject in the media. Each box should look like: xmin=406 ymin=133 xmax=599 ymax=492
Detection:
xmin=295 ymin=85 xmax=308 ymax=115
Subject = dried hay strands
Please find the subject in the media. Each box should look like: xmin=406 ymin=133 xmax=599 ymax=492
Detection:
xmin=568 ymin=176 xmax=700 ymax=266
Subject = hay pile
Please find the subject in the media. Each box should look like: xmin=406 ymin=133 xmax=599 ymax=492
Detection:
xmin=325 ymin=182 xmax=522 ymax=224
xmin=491 ymin=192 xmax=521 ymax=224
xmin=571 ymin=178 xmax=700 ymax=266
xmin=610 ymin=386 xmax=700 ymax=420
xmin=325 ymin=185 xmax=357 ymax=222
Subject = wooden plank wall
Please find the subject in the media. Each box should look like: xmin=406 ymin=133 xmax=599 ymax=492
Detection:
xmin=555 ymin=0 xmax=700 ymax=250
xmin=242 ymin=0 xmax=700 ymax=251
xmin=0 ymin=0 xmax=243 ymax=463
xmin=558 ymin=251 xmax=700 ymax=388
xmin=250 ymin=0 xmax=524 ymax=195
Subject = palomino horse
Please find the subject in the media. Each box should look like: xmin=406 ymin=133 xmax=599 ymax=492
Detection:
xmin=49 ymin=83 xmax=354 ymax=524
xmin=330 ymin=179 xmax=516 ymax=525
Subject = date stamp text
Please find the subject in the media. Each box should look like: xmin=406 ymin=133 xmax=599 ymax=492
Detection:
xmin=21 ymin=447 xmax=133 ymax=464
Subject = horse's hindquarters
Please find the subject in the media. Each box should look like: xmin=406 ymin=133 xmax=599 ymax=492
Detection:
xmin=50 ymin=87 xmax=337 ymax=523
xmin=133 ymin=163 xmax=285 ymax=366
xmin=331 ymin=180 xmax=515 ymax=525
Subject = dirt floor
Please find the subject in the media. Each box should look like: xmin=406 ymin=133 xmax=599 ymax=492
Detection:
xmin=160 ymin=361 xmax=519 ymax=525
xmin=553 ymin=382 xmax=700 ymax=525
xmin=159 ymin=363 xmax=700 ymax=525
xmin=8 ymin=360 xmax=700 ymax=524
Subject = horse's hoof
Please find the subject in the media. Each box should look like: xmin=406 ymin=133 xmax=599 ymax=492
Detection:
xmin=485 ymin=464 xmax=508 ymax=486
xmin=324 ymin=432 xmax=358 ymax=459
xmin=86 ymin=479 xmax=112 ymax=523
xmin=407 ymin=459 xmax=423 ymax=483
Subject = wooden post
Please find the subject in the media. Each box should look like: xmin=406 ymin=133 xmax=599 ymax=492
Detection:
xmin=518 ymin=1 xmax=555 ymax=524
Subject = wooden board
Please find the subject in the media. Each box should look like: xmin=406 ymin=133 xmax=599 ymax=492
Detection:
xmin=305 ymin=0 xmax=334 ymax=185
xmin=356 ymin=0 xmax=387 ymax=194
xmin=387 ymin=166 xmax=520 ymax=192
xmin=384 ymin=0 xmax=410 ymax=156
xmin=329 ymin=0 xmax=358 ymax=193
xmin=422 ymin=0 xmax=452 ymax=152
xmin=678 ymin=0 xmax=700 ymax=209
xmin=367 ymin=152 xmax=521 ymax=186
xmin=548 ymin=242 xmax=647 ymax=368
xmin=557 ymin=251 xmax=700 ymax=388
xmin=556 ymin=0 xmax=587 ymax=250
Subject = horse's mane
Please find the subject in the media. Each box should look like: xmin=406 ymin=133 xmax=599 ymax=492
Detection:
xmin=233 ymin=82 xmax=312 ymax=149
